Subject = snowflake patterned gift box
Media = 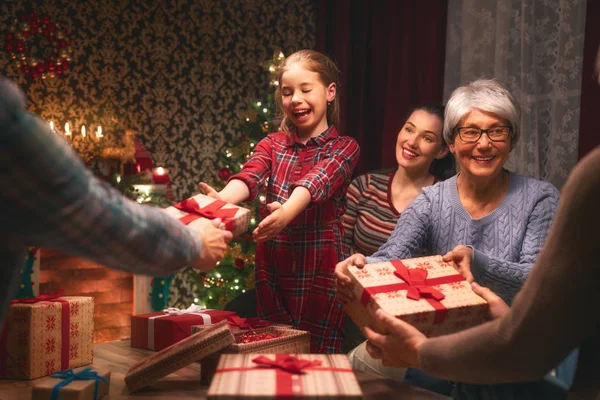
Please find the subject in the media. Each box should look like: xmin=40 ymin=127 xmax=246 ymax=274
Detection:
xmin=207 ymin=353 xmax=363 ymax=399
xmin=0 ymin=292 xmax=94 ymax=380
xmin=344 ymin=255 xmax=489 ymax=337
xmin=130 ymin=305 xmax=235 ymax=351
xmin=164 ymin=193 xmax=250 ymax=237
xmin=125 ymin=320 xmax=235 ymax=393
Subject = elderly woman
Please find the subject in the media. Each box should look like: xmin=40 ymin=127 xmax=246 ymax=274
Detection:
xmin=335 ymin=79 xmax=563 ymax=399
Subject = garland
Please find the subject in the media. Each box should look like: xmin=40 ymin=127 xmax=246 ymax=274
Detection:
xmin=3 ymin=13 xmax=73 ymax=79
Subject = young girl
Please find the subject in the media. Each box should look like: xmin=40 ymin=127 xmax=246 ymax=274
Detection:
xmin=200 ymin=50 xmax=360 ymax=353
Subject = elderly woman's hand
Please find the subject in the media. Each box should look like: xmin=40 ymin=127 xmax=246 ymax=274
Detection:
xmin=364 ymin=309 xmax=426 ymax=369
xmin=334 ymin=253 xmax=367 ymax=305
xmin=443 ymin=245 xmax=474 ymax=282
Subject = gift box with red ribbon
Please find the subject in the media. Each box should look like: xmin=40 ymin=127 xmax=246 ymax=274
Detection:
xmin=207 ymin=353 xmax=363 ymax=399
xmin=130 ymin=305 xmax=236 ymax=351
xmin=196 ymin=317 xmax=311 ymax=383
xmin=164 ymin=193 xmax=250 ymax=237
xmin=344 ymin=255 xmax=489 ymax=337
xmin=0 ymin=291 xmax=94 ymax=380
xmin=125 ymin=320 xmax=235 ymax=393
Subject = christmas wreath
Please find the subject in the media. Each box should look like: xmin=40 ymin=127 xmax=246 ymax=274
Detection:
xmin=3 ymin=13 xmax=73 ymax=79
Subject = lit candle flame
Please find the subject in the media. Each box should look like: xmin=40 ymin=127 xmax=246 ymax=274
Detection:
xmin=65 ymin=122 xmax=71 ymax=136
xmin=155 ymin=167 xmax=165 ymax=175
xmin=96 ymin=126 xmax=103 ymax=139
xmin=81 ymin=125 xmax=86 ymax=137
xmin=49 ymin=121 xmax=54 ymax=131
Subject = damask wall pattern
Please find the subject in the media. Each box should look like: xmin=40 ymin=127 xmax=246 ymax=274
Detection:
xmin=0 ymin=0 xmax=316 ymax=199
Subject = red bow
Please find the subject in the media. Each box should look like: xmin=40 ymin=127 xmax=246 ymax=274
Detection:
xmin=393 ymin=264 xmax=445 ymax=302
xmin=252 ymin=355 xmax=322 ymax=374
xmin=227 ymin=316 xmax=271 ymax=330
xmin=173 ymin=198 xmax=237 ymax=228
xmin=10 ymin=289 xmax=65 ymax=304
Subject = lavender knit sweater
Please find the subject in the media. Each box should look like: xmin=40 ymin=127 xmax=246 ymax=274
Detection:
xmin=367 ymin=171 xmax=560 ymax=304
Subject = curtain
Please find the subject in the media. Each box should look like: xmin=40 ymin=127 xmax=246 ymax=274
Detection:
xmin=578 ymin=0 xmax=600 ymax=159
xmin=444 ymin=0 xmax=587 ymax=188
xmin=316 ymin=0 xmax=449 ymax=174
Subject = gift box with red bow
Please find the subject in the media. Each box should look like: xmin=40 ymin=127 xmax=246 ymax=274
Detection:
xmin=196 ymin=317 xmax=311 ymax=383
xmin=130 ymin=305 xmax=236 ymax=351
xmin=31 ymin=367 xmax=111 ymax=400
xmin=0 ymin=291 xmax=94 ymax=379
xmin=207 ymin=353 xmax=363 ymax=399
xmin=344 ymin=255 xmax=489 ymax=337
xmin=125 ymin=320 xmax=235 ymax=393
xmin=164 ymin=193 xmax=250 ymax=237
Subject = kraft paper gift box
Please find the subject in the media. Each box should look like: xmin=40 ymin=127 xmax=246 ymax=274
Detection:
xmin=130 ymin=305 xmax=236 ymax=351
xmin=125 ymin=320 xmax=234 ymax=393
xmin=197 ymin=319 xmax=310 ymax=383
xmin=164 ymin=193 xmax=250 ymax=237
xmin=31 ymin=367 xmax=110 ymax=400
xmin=344 ymin=255 xmax=489 ymax=337
xmin=207 ymin=353 xmax=363 ymax=399
xmin=0 ymin=292 xmax=94 ymax=380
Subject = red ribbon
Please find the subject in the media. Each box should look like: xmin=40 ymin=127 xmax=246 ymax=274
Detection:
xmin=1 ymin=290 xmax=71 ymax=376
xmin=360 ymin=260 xmax=465 ymax=324
xmin=227 ymin=316 xmax=271 ymax=330
xmin=173 ymin=198 xmax=237 ymax=231
xmin=214 ymin=355 xmax=353 ymax=397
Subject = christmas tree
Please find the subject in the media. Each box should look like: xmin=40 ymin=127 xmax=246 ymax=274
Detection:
xmin=166 ymin=51 xmax=286 ymax=310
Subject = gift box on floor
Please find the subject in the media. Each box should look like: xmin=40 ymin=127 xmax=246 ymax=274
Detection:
xmin=125 ymin=320 xmax=234 ymax=393
xmin=31 ymin=367 xmax=110 ymax=399
xmin=131 ymin=306 xmax=236 ymax=351
xmin=199 ymin=322 xmax=311 ymax=383
xmin=207 ymin=353 xmax=363 ymax=399
xmin=164 ymin=193 xmax=250 ymax=237
xmin=0 ymin=292 xmax=94 ymax=380
xmin=344 ymin=255 xmax=489 ymax=337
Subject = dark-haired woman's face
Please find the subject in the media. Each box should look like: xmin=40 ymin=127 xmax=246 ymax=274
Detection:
xmin=396 ymin=110 xmax=447 ymax=171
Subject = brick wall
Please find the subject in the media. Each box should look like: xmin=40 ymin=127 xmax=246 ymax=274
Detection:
xmin=39 ymin=249 xmax=133 ymax=343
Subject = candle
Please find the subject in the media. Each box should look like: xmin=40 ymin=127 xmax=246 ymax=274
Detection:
xmin=65 ymin=122 xmax=71 ymax=136
xmin=81 ymin=125 xmax=86 ymax=138
xmin=49 ymin=121 xmax=54 ymax=131
xmin=152 ymin=167 xmax=169 ymax=184
xmin=96 ymin=125 xmax=103 ymax=140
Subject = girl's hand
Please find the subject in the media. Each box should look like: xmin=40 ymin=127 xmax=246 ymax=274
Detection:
xmin=198 ymin=182 xmax=222 ymax=200
xmin=252 ymin=202 xmax=290 ymax=242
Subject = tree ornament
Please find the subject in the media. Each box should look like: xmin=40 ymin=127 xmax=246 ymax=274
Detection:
xmin=218 ymin=167 xmax=233 ymax=181
xmin=3 ymin=13 xmax=73 ymax=80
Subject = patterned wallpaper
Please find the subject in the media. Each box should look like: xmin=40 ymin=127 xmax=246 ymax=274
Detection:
xmin=0 ymin=0 xmax=316 ymax=199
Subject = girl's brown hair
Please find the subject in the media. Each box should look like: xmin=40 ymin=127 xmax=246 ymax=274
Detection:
xmin=275 ymin=50 xmax=340 ymax=133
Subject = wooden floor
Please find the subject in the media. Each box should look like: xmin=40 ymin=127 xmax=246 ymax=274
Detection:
xmin=0 ymin=340 xmax=449 ymax=399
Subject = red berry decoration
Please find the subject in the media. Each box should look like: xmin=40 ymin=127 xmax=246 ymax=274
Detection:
xmin=234 ymin=258 xmax=245 ymax=270
xmin=218 ymin=167 xmax=233 ymax=181
xmin=4 ymin=12 xmax=73 ymax=80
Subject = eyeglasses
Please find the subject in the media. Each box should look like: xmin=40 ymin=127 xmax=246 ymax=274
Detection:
xmin=455 ymin=126 xmax=511 ymax=143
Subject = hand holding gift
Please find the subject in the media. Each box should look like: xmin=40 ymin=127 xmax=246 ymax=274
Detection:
xmin=442 ymin=245 xmax=475 ymax=282
xmin=191 ymin=218 xmax=233 ymax=271
xmin=363 ymin=281 xmax=510 ymax=369
xmin=334 ymin=253 xmax=367 ymax=305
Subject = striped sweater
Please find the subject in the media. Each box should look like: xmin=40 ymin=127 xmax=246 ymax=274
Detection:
xmin=342 ymin=171 xmax=401 ymax=256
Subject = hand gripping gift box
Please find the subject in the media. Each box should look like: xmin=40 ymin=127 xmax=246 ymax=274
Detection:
xmin=0 ymin=291 xmax=94 ymax=380
xmin=207 ymin=353 xmax=363 ymax=399
xmin=164 ymin=193 xmax=250 ymax=237
xmin=343 ymin=255 xmax=489 ymax=337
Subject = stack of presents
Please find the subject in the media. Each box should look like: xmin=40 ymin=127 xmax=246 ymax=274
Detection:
xmin=0 ymin=194 xmax=490 ymax=399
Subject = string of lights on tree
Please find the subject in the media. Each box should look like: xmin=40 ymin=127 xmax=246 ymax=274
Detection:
xmin=151 ymin=51 xmax=286 ymax=311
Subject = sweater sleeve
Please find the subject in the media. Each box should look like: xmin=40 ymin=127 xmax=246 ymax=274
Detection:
xmin=0 ymin=78 xmax=202 ymax=277
xmin=366 ymin=191 xmax=431 ymax=263
xmin=471 ymin=183 xmax=560 ymax=303
xmin=418 ymin=148 xmax=600 ymax=386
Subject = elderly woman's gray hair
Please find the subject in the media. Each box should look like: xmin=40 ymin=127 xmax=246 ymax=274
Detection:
xmin=443 ymin=79 xmax=520 ymax=148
